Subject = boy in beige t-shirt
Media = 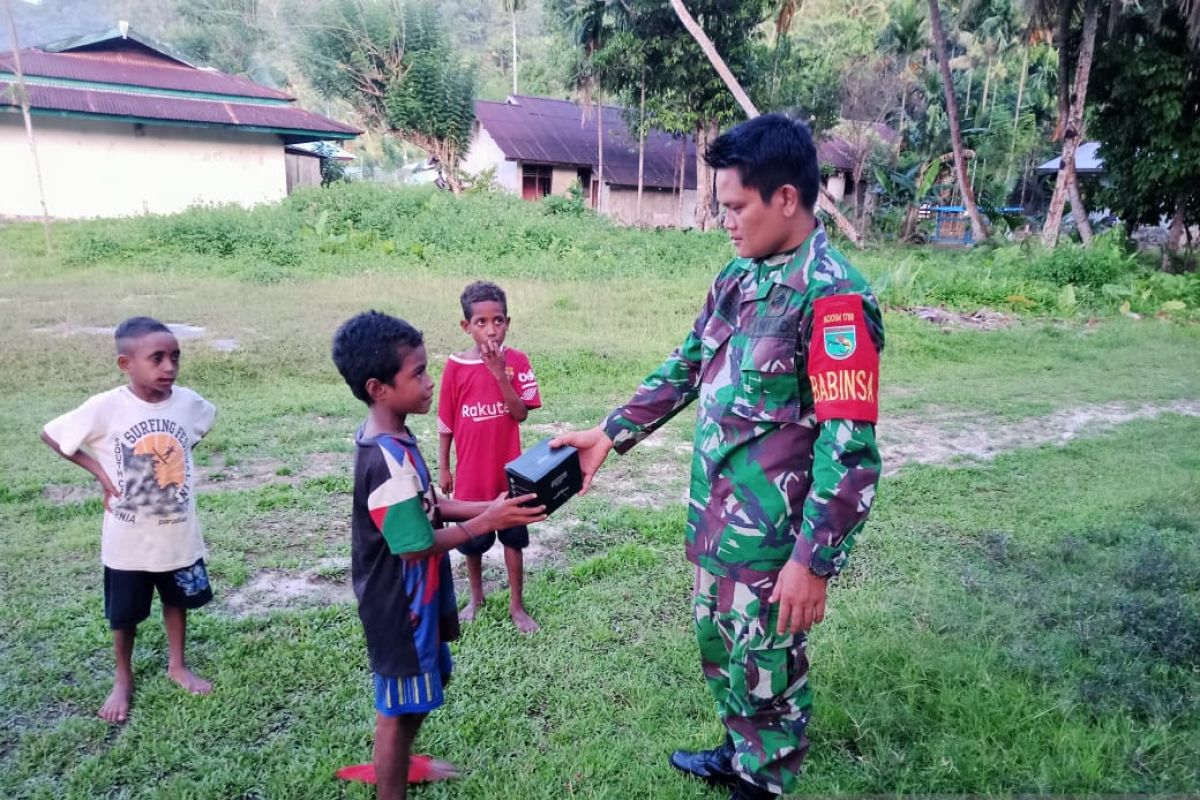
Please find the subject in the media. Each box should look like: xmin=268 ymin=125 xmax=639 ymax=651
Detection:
xmin=42 ymin=317 xmax=217 ymax=723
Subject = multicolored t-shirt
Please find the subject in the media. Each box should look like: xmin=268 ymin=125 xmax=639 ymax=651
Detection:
xmin=436 ymin=347 xmax=541 ymax=501
xmin=351 ymin=426 xmax=458 ymax=678
xmin=603 ymin=222 xmax=884 ymax=586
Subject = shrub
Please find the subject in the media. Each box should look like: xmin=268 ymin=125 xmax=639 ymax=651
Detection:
xmin=1028 ymin=230 xmax=1135 ymax=288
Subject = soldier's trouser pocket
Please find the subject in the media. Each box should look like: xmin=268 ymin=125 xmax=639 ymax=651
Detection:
xmin=692 ymin=568 xmax=813 ymax=795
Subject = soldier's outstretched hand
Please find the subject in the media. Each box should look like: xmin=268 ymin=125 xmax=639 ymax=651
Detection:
xmin=769 ymin=560 xmax=829 ymax=634
xmin=550 ymin=425 xmax=613 ymax=495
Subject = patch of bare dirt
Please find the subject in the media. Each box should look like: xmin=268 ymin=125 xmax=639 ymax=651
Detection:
xmin=447 ymin=516 xmax=581 ymax=598
xmin=197 ymin=452 xmax=349 ymax=492
xmin=908 ymin=306 xmax=1015 ymax=331
xmin=41 ymin=453 xmax=351 ymax=506
xmin=34 ymin=322 xmax=207 ymax=338
xmin=880 ymin=400 xmax=1200 ymax=476
xmin=221 ymin=558 xmax=353 ymax=617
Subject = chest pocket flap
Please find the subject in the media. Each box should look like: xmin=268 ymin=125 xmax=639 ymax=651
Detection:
xmin=730 ymin=285 xmax=802 ymax=423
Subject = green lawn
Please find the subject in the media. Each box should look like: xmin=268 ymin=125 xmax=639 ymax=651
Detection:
xmin=1 ymin=199 xmax=1198 ymax=798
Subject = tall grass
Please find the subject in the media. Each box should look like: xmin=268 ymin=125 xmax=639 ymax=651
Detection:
xmin=1 ymin=183 xmax=1197 ymax=316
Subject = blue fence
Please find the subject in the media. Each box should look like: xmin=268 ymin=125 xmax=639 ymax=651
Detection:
xmin=929 ymin=205 xmax=1024 ymax=245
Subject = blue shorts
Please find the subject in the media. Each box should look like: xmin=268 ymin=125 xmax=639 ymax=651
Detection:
xmin=374 ymin=643 xmax=453 ymax=717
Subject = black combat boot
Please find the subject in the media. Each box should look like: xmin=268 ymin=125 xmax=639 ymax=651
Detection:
xmin=728 ymin=776 xmax=779 ymax=800
xmin=668 ymin=733 xmax=737 ymax=786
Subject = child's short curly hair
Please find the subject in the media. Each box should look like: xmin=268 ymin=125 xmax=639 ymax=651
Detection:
xmin=332 ymin=310 xmax=423 ymax=405
xmin=460 ymin=280 xmax=507 ymax=320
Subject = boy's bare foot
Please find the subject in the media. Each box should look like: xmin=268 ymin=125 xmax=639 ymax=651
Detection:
xmin=510 ymin=607 xmax=539 ymax=634
xmin=167 ymin=666 xmax=212 ymax=695
xmin=98 ymin=679 xmax=133 ymax=723
xmin=460 ymin=601 xmax=481 ymax=623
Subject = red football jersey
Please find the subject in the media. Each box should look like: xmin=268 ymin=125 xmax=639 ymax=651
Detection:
xmin=436 ymin=347 xmax=541 ymax=501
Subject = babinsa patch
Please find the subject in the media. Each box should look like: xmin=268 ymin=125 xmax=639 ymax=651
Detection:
xmin=823 ymin=326 xmax=856 ymax=360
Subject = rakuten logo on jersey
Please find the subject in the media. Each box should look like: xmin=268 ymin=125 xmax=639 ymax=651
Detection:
xmin=462 ymin=401 xmax=508 ymax=423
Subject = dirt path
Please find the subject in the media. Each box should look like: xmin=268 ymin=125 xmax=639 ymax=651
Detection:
xmin=880 ymin=399 xmax=1200 ymax=476
xmin=187 ymin=399 xmax=1200 ymax=616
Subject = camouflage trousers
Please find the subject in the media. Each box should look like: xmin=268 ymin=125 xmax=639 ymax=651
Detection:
xmin=694 ymin=567 xmax=812 ymax=795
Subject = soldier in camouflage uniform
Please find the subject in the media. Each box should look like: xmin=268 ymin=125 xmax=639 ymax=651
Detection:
xmin=554 ymin=115 xmax=883 ymax=799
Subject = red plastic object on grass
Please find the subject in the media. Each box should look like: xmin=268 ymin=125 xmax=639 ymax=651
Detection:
xmin=335 ymin=755 xmax=460 ymax=784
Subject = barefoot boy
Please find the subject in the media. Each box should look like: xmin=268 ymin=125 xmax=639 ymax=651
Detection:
xmin=41 ymin=316 xmax=217 ymax=723
xmin=437 ymin=281 xmax=543 ymax=633
xmin=332 ymin=310 xmax=545 ymax=800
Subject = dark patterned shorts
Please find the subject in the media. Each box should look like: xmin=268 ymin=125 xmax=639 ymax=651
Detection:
xmin=103 ymin=558 xmax=213 ymax=629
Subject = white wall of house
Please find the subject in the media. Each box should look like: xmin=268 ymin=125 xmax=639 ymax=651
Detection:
xmin=461 ymin=125 xmax=519 ymax=193
xmin=824 ymin=173 xmax=847 ymax=204
xmin=0 ymin=115 xmax=287 ymax=219
xmin=608 ymin=186 xmax=697 ymax=228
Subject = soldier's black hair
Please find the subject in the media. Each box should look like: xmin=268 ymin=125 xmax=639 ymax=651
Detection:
xmin=704 ymin=114 xmax=820 ymax=212
xmin=114 ymin=316 xmax=173 ymax=354
xmin=331 ymin=310 xmax=424 ymax=405
xmin=460 ymin=280 xmax=508 ymax=320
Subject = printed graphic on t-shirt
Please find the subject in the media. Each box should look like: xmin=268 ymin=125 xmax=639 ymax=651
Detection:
xmin=111 ymin=419 xmax=193 ymax=524
xmin=511 ymin=365 xmax=539 ymax=403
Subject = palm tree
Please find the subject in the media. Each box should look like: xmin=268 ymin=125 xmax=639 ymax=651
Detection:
xmin=880 ymin=0 xmax=929 ymax=135
xmin=501 ymin=0 xmax=525 ymax=95
xmin=928 ymin=0 xmax=990 ymax=241
xmin=667 ymin=0 xmax=866 ymax=244
xmin=547 ymin=0 xmax=632 ymax=211
xmin=1034 ymin=0 xmax=1099 ymax=246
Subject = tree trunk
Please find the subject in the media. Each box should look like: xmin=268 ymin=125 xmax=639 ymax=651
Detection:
xmin=1052 ymin=0 xmax=1071 ymax=142
xmin=667 ymin=0 xmax=864 ymax=245
xmin=964 ymin=67 xmax=973 ymax=120
xmin=1005 ymin=42 xmax=1029 ymax=185
xmin=668 ymin=0 xmax=758 ymax=118
xmin=438 ymin=143 xmax=464 ymax=195
xmin=928 ymin=0 xmax=989 ymax=242
xmin=978 ymin=59 xmax=991 ymax=126
xmin=1067 ymin=157 xmax=1093 ymax=245
xmin=694 ymin=119 xmax=719 ymax=230
xmin=596 ymin=91 xmax=605 ymax=214
xmin=511 ymin=8 xmax=519 ymax=95
xmin=1163 ymin=194 xmax=1186 ymax=270
xmin=677 ymin=135 xmax=687 ymax=226
xmin=1043 ymin=0 xmax=1099 ymax=248
xmin=2 ymin=0 xmax=53 ymax=254
xmin=637 ymin=71 xmax=646 ymax=226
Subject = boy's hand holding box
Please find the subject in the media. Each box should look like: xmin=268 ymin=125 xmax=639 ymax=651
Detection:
xmin=505 ymin=438 xmax=582 ymax=516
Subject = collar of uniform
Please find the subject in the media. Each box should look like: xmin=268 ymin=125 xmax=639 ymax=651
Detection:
xmin=753 ymin=220 xmax=827 ymax=293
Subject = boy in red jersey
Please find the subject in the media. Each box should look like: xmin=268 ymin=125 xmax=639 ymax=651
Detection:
xmin=437 ymin=281 xmax=542 ymax=633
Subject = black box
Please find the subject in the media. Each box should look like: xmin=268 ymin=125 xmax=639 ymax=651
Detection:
xmin=505 ymin=438 xmax=582 ymax=516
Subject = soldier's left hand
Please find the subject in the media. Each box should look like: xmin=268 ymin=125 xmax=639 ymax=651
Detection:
xmin=769 ymin=560 xmax=829 ymax=634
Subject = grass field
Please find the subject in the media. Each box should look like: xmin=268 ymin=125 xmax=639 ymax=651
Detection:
xmin=1 ymin=189 xmax=1198 ymax=799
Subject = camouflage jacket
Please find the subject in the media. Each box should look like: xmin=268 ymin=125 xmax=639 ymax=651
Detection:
xmin=603 ymin=223 xmax=884 ymax=585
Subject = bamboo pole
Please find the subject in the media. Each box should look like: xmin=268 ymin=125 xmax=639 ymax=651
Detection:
xmin=2 ymin=0 xmax=53 ymax=254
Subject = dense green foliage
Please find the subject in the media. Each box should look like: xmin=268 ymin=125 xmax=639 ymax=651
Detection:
xmin=298 ymin=0 xmax=476 ymax=184
xmin=3 ymin=185 xmax=1196 ymax=316
xmin=1092 ymin=6 xmax=1200 ymax=237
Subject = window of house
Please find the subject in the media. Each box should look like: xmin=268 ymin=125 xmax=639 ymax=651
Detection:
xmin=521 ymin=165 xmax=552 ymax=200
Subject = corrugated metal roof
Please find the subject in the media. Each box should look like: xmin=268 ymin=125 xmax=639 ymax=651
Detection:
xmin=0 ymin=41 xmax=291 ymax=101
xmin=0 ymin=32 xmax=359 ymax=142
xmin=0 ymin=80 xmax=359 ymax=140
xmin=476 ymin=96 xmax=697 ymax=190
xmin=1036 ymin=141 xmax=1104 ymax=175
